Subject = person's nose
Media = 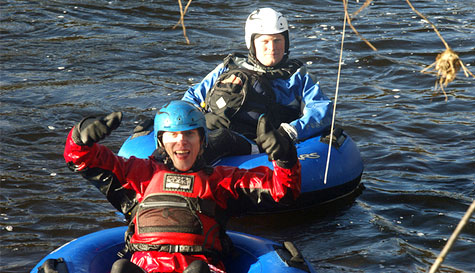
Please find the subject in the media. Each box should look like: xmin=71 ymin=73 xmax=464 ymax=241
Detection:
xmin=268 ymin=41 xmax=278 ymax=51
xmin=175 ymin=132 xmax=187 ymax=143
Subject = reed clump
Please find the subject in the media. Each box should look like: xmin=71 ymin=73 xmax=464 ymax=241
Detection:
xmin=420 ymin=48 xmax=474 ymax=101
xmin=347 ymin=0 xmax=474 ymax=101
xmin=405 ymin=0 xmax=474 ymax=101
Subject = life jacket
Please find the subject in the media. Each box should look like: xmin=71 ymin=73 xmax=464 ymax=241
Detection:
xmin=205 ymin=53 xmax=302 ymax=140
xmin=127 ymin=170 xmax=229 ymax=260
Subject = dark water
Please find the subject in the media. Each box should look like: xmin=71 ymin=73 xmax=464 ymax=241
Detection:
xmin=1 ymin=0 xmax=474 ymax=272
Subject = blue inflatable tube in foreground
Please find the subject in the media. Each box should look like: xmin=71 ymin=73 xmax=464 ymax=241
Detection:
xmin=118 ymin=126 xmax=364 ymax=213
xmin=31 ymin=226 xmax=317 ymax=273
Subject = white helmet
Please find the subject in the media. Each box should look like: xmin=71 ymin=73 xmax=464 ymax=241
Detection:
xmin=245 ymin=8 xmax=289 ymax=50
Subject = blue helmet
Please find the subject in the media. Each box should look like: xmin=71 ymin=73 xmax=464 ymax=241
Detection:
xmin=154 ymin=100 xmax=208 ymax=148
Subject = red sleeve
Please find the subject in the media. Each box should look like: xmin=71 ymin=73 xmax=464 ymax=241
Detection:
xmin=211 ymin=160 xmax=301 ymax=207
xmin=63 ymin=128 xmax=155 ymax=195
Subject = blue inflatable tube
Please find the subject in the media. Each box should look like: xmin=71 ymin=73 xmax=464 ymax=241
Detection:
xmin=31 ymin=226 xmax=317 ymax=273
xmin=118 ymin=127 xmax=364 ymax=212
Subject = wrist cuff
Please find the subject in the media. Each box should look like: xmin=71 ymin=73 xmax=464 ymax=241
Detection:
xmin=280 ymin=123 xmax=298 ymax=143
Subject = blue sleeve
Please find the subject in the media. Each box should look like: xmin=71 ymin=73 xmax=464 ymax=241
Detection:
xmin=288 ymin=68 xmax=333 ymax=140
xmin=182 ymin=63 xmax=227 ymax=108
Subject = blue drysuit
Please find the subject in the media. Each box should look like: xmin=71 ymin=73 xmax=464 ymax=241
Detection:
xmin=182 ymin=54 xmax=333 ymax=142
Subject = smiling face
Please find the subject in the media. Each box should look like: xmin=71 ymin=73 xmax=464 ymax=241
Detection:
xmin=254 ymin=33 xmax=286 ymax=67
xmin=161 ymin=129 xmax=202 ymax=172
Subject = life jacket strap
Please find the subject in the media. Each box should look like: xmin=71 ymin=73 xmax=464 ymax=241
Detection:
xmin=157 ymin=244 xmax=205 ymax=253
xmin=129 ymin=242 xmax=219 ymax=255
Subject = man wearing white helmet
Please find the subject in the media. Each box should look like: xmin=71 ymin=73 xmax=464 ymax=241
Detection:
xmin=245 ymin=7 xmax=290 ymax=66
xmin=182 ymin=7 xmax=333 ymax=163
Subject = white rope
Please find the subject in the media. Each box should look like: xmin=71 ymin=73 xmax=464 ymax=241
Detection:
xmin=323 ymin=4 xmax=347 ymax=184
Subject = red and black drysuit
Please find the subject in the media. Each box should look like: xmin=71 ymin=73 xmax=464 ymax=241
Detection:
xmin=64 ymin=129 xmax=301 ymax=273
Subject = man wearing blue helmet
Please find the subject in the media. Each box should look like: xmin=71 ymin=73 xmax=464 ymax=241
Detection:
xmin=64 ymin=100 xmax=301 ymax=273
xmin=182 ymin=8 xmax=333 ymax=163
xmin=152 ymin=101 xmax=210 ymax=173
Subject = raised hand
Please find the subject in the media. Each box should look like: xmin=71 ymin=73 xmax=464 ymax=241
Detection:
xmin=72 ymin=112 xmax=123 ymax=146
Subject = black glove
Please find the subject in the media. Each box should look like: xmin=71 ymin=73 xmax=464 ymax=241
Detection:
xmin=256 ymin=114 xmax=297 ymax=168
xmin=205 ymin=112 xmax=230 ymax=130
xmin=72 ymin=112 xmax=123 ymax=146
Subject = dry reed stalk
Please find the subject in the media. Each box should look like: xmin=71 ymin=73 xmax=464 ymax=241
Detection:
xmin=351 ymin=0 xmax=373 ymax=18
xmin=343 ymin=0 xmax=377 ymax=51
xmin=173 ymin=0 xmax=193 ymax=29
xmin=174 ymin=0 xmax=192 ymax=44
xmin=429 ymin=200 xmax=475 ymax=273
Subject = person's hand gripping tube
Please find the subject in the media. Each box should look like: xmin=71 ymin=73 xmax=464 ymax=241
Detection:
xmin=256 ymin=114 xmax=298 ymax=168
